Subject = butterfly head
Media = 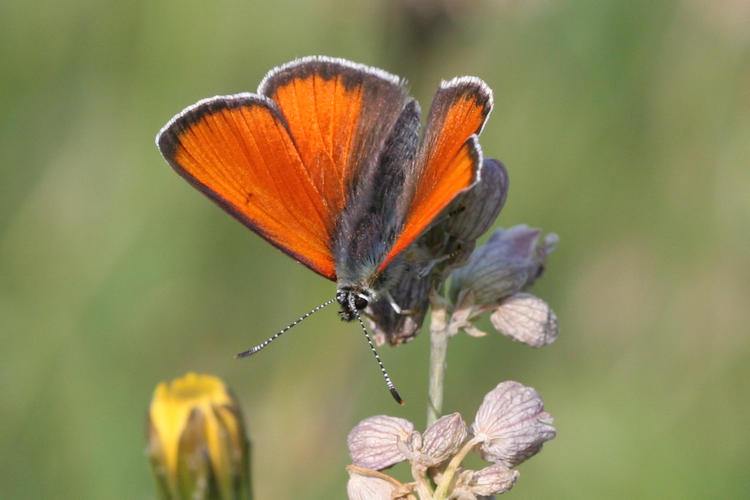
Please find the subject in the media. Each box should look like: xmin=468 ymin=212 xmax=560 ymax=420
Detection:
xmin=336 ymin=286 xmax=374 ymax=322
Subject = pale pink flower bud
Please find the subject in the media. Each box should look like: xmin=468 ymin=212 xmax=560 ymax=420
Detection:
xmin=347 ymin=415 xmax=414 ymax=470
xmin=490 ymin=293 xmax=559 ymax=347
xmin=346 ymin=468 xmax=397 ymax=500
xmin=419 ymin=412 xmax=469 ymax=466
xmin=468 ymin=464 xmax=519 ymax=496
xmin=471 ymin=381 xmax=556 ymax=467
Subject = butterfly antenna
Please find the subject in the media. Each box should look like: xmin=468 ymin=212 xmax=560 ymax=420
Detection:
xmin=354 ymin=311 xmax=404 ymax=405
xmin=235 ymin=298 xmax=337 ymax=359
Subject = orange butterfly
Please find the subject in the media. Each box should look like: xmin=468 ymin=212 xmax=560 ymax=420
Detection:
xmin=157 ymin=56 xmax=493 ymax=402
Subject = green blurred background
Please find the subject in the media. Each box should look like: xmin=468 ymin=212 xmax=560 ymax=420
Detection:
xmin=2 ymin=0 xmax=749 ymax=498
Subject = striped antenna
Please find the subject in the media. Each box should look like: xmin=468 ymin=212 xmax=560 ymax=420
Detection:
xmin=355 ymin=311 xmax=404 ymax=405
xmin=235 ymin=298 xmax=337 ymax=358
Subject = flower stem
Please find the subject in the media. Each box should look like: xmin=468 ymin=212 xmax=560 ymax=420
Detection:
xmin=433 ymin=437 xmax=482 ymax=500
xmin=427 ymin=292 xmax=450 ymax=427
xmin=411 ymin=466 xmax=434 ymax=499
xmin=346 ymin=465 xmax=407 ymax=489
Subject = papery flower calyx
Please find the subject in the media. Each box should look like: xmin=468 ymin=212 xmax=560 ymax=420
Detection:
xmin=417 ymin=412 xmax=469 ymax=467
xmin=346 ymin=466 xmax=402 ymax=500
xmin=471 ymin=381 xmax=556 ymax=467
xmin=447 ymin=225 xmax=559 ymax=346
xmin=453 ymin=464 xmax=519 ymax=498
xmin=347 ymin=415 xmax=415 ymax=470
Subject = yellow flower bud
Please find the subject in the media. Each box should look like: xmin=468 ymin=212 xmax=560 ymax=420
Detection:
xmin=146 ymin=372 xmax=251 ymax=500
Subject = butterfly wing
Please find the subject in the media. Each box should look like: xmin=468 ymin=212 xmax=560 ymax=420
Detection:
xmin=260 ymin=57 xmax=412 ymax=285
xmin=378 ymin=76 xmax=493 ymax=272
xmin=157 ymin=94 xmax=338 ymax=278
xmin=157 ymin=57 xmax=409 ymax=280
xmin=259 ymin=56 xmax=408 ymax=218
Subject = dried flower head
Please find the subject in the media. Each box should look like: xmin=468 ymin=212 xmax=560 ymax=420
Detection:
xmin=346 ymin=381 xmax=554 ymax=499
xmin=417 ymin=412 xmax=469 ymax=467
xmin=453 ymin=464 xmax=519 ymax=498
xmin=471 ymin=381 xmax=556 ymax=467
xmin=346 ymin=466 xmax=401 ymax=500
xmin=490 ymin=292 xmax=558 ymax=347
xmin=446 ymin=225 xmax=559 ymax=346
xmin=347 ymin=415 xmax=415 ymax=470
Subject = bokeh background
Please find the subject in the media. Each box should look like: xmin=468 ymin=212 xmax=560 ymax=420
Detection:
xmin=2 ymin=0 xmax=749 ymax=498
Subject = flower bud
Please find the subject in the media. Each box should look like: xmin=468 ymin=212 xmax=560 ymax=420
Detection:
xmin=346 ymin=467 xmax=398 ymax=500
xmin=445 ymin=226 xmax=559 ymax=344
xmin=419 ymin=412 xmax=469 ymax=466
xmin=466 ymin=464 xmax=519 ymax=496
xmin=490 ymin=293 xmax=559 ymax=347
xmin=146 ymin=372 xmax=250 ymax=500
xmin=449 ymin=225 xmax=554 ymax=306
xmin=471 ymin=381 xmax=556 ymax=467
xmin=347 ymin=415 xmax=415 ymax=470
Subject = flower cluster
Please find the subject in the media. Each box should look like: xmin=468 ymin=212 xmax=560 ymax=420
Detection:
xmin=346 ymin=381 xmax=555 ymax=500
xmin=441 ymin=224 xmax=559 ymax=347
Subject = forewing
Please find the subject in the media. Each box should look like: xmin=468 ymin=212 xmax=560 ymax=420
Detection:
xmin=259 ymin=56 xmax=409 ymax=224
xmin=156 ymin=94 xmax=337 ymax=279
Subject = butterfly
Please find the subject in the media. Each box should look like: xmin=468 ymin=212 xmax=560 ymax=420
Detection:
xmin=156 ymin=56 xmax=493 ymax=403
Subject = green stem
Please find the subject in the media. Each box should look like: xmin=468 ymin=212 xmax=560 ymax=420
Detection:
xmin=433 ymin=437 xmax=482 ymax=500
xmin=427 ymin=294 xmax=450 ymax=427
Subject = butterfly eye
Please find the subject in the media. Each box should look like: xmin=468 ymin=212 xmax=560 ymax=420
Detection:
xmin=354 ymin=295 xmax=369 ymax=310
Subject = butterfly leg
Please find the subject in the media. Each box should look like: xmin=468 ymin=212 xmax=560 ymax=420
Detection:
xmin=383 ymin=290 xmax=420 ymax=316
